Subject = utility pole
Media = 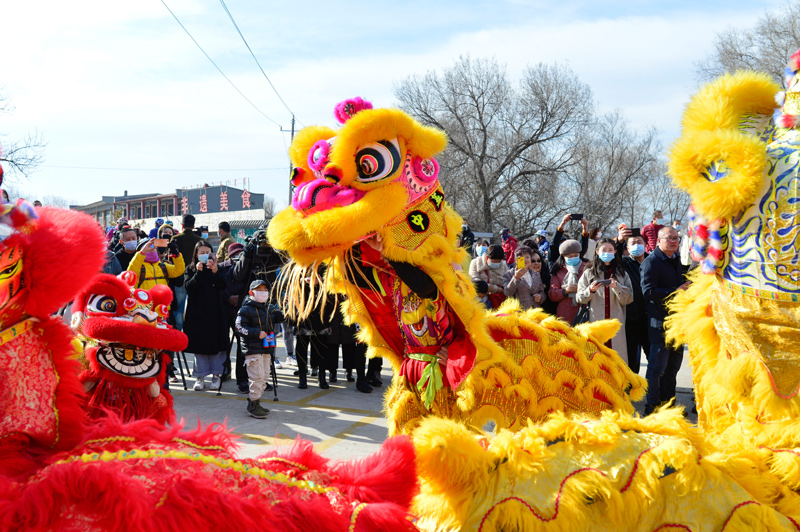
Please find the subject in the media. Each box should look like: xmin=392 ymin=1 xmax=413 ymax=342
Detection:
xmin=280 ymin=115 xmax=296 ymax=206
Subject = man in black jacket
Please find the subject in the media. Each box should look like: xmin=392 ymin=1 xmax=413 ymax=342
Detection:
xmin=641 ymin=226 xmax=690 ymax=415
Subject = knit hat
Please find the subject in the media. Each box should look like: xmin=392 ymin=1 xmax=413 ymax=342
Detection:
xmin=559 ymin=239 xmax=581 ymax=256
xmin=228 ymin=242 xmax=244 ymax=257
xmin=488 ymin=244 xmax=504 ymax=260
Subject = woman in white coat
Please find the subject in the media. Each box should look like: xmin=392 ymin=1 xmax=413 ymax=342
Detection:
xmin=576 ymin=238 xmax=634 ymax=364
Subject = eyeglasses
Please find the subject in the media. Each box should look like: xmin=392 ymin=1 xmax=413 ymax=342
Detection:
xmin=660 ymin=237 xmax=680 ymax=242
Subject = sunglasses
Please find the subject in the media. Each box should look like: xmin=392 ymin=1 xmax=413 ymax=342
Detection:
xmin=530 ymin=260 xmax=542 ymax=263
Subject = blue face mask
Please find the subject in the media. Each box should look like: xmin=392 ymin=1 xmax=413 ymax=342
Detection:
xmin=629 ymin=244 xmax=645 ymax=257
xmin=198 ymin=253 xmax=209 ymax=264
xmin=123 ymin=240 xmax=137 ymax=251
xmin=599 ymin=252 xmax=616 ymax=264
xmin=201 ymin=232 xmax=209 ymax=239
xmin=476 ymin=245 xmax=488 ymax=256
xmin=565 ymin=256 xmax=581 ymax=267
xmin=488 ymin=261 xmax=501 ymax=269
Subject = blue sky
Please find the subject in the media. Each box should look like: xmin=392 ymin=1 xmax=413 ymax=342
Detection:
xmin=0 ymin=0 xmax=784 ymax=208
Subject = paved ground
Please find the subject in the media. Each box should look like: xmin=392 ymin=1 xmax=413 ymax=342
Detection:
xmin=171 ymin=337 xmax=697 ymax=461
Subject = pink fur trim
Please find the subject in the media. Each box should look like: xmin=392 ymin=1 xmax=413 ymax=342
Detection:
xmin=334 ymin=97 xmax=373 ymax=124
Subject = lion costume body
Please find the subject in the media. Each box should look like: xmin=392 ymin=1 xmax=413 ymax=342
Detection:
xmin=0 ymin=201 xmax=419 ymax=532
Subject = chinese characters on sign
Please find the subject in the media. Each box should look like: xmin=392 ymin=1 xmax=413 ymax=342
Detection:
xmin=199 ymin=194 xmax=208 ymax=213
xmin=220 ymin=191 xmax=229 ymax=211
xmin=241 ymin=189 xmax=251 ymax=209
xmin=181 ymin=196 xmax=189 ymax=214
xmin=237 ymin=229 xmax=246 ymax=239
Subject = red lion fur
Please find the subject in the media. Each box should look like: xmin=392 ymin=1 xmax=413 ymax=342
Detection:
xmin=0 ymin=414 xmax=419 ymax=532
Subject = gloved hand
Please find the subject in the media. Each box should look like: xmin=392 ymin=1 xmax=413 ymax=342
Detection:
xmin=168 ymin=241 xmax=180 ymax=258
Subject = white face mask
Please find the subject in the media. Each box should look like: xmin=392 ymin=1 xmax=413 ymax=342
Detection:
xmin=252 ymin=290 xmax=269 ymax=303
xmin=674 ymin=225 xmax=681 ymax=231
xmin=656 ymin=218 xmax=666 ymax=225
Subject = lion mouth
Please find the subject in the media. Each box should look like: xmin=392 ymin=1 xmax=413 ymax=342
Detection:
xmin=97 ymin=344 xmax=160 ymax=379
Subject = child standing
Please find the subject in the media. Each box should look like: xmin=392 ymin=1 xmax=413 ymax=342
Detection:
xmin=235 ymin=280 xmax=281 ymax=418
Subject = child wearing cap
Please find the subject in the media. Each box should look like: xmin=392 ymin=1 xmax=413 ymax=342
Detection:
xmin=234 ymin=280 xmax=282 ymax=418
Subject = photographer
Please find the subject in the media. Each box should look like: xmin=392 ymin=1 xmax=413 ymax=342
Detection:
xmin=126 ymin=237 xmax=185 ymax=290
xmin=184 ymin=240 xmax=229 ymax=392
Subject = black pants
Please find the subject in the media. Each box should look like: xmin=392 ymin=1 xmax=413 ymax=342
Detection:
xmin=295 ymin=335 xmax=330 ymax=375
xmin=625 ymin=319 xmax=650 ymax=375
xmin=234 ymin=330 xmax=248 ymax=386
xmin=342 ymin=342 xmax=369 ymax=379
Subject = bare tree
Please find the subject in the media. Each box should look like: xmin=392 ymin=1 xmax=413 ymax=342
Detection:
xmin=263 ymin=196 xmax=276 ymax=219
xmin=0 ymin=91 xmax=45 ymax=179
xmin=697 ymin=1 xmax=800 ymax=83
xmin=40 ymin=194 xmax=75 ymax=208
xmin=396 ymin=57 xmax=592 ymax=237
xmin=566 ymin=110 xmax=663 ymax=231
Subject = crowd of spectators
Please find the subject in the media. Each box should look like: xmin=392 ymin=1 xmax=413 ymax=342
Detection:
xmin=95 ymin=205 xmax=692 ymax=418
xmin=465 ymin=210 xmax=693 ymax=414
xmin=101 ymin=213 xmax=384 ymax=419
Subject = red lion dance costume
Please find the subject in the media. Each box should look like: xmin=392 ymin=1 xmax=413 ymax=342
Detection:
xmin=0 ymin=160 xmax=418 ymax=530
xmin=72 ymin=271 xmax=187 ymax=425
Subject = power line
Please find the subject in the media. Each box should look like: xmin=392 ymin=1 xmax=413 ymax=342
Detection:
xmin=159 ymin=0 xmax=282 ymax=127
xmin=217 ymin=0 xmax=304 ymax=127
xmin=42 ymin=165 xmax=287 ymax=172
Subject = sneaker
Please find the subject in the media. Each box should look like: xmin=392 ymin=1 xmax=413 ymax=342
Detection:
xmin=169 ymin=376 xmax=179 ymax=383
xmin=237 ymin=382 xmax=249 ymax=394
xmin=274 ymin=359 xmax=283 ymax=369
xmin=287 ymin=355 xmax=297 ymax=367
xmin=246 ymin=399 xmax=269 ymax=419
xmin=193 ymin=376 xmax=205 ymax=391
xmin=209 ymin=376 xmax=221 ymax=391
xmin=265 ymin=382 xmax=273 ymax=391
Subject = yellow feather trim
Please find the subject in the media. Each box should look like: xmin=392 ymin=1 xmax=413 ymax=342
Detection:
xmin=667 ymin=71 xmax=778 ymax=219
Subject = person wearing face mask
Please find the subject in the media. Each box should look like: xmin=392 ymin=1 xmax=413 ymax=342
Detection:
xmin=641 ymin=210 xmax=666 ymax=254
xmin=473 ymin=239 xmax=489 ymax=259
xmin=183 ymin=241 xmax=229 ymax=392
xmin=473 ymin=279 xmax=492 ymax=310
xmin=503 ymin=247 xmax=547 ymax=310
xmin=576 ymin=238 xmax=634 ymax=364
xmin=115 ymin=227 xmax=140 ymax=270
xmin=615 ymin=228 xmax=650 ymax=374
xmin=127 ymin=237 xmax=185 ymax=291
xmin=548 ymin=239 xmax=587 ymax=324
xmin=235 ymin=280 xmax=284 ymax=418
xmin=469 ymin=244 xmax=508 ymax=309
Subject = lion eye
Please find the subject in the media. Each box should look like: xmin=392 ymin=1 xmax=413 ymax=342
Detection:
xmin=355 ymin=139 xmax=401 ymax=183
xmin=87 ymin=295 xmax=117 ymax=314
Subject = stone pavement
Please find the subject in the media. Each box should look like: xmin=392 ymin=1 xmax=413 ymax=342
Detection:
xmin=171 ymin=338 xmax=698 ymax=461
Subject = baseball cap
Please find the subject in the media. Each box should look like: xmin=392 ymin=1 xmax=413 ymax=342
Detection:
xmin=249 ymin=280 xmax=268 ymax=291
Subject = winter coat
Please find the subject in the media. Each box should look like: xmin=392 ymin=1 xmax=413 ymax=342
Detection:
xmin=502 ymin=236 xmax=518 ymax=265
xmin=172 ymin=229 xmax=202 ymax=267
xmin=469 ymin=255 xmax=509 ymax=294
xmin=217 ymin=233 xmax=236 ymax=263
xmin=235 ymin=296 xmax=283 ymax=356
xmin=548 ymin=262 xmax=586 ymax=324
xmin=641 ymin=247 xmax=686 ymax=344
xmin=502 ymin=268 xmax=546 ymax=310
xmin=183 ymin=265 xmax=229 ymax=355
xmin=127 ymin=252 xmax=185 ymax=290
xmin=619 ymin=255 xmax=648 ymax=324
xmin=575 ymin=267 xmax=634 ymax=364
xmin=641 ymin=223 xmax=664 ymax=253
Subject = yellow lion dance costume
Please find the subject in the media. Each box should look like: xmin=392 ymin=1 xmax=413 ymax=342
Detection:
xmin=269 ymin=62 xmax=800 ymax=527
xmin=268 ymin=97 xmax=643 ymax=438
